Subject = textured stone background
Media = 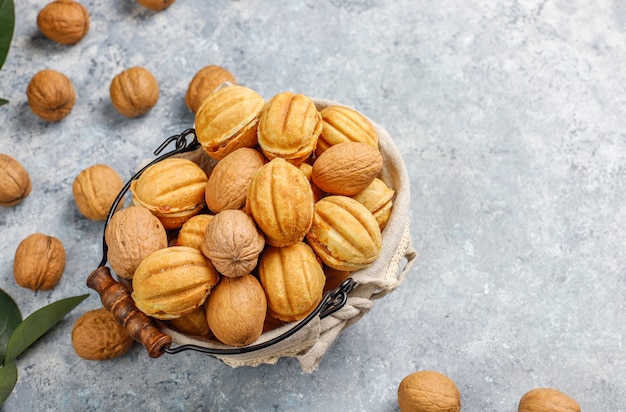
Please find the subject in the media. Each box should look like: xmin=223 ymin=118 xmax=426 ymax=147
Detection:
xmin=1 ymin=0 xmax=625 ymax=410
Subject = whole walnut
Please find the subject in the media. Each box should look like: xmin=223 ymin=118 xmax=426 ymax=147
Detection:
xmin=185 ymin=65 xmax=237 ymax=113
xmin=104 ymin=205 xmax=168 ymax=279
xmin=201 ymin=209 xmax=265 ymax=278
xmin=518 ymin=388 xmax=580 ymax=412
xmin=397 ymin=370 xmax=461 ymax=412
xmin=13 ymin=233 xmax=66 ymax=291
xmin=27 ymin=69 xmax=76 ymax=122
xmin=205 ymin=147 xmax=266 ymax=213
xmin=311 ymin=141 xmax=383 ymax=196
xmin=136 ymin=0 xmax=175 ymax=11
xmin=109 ymin=67 xmax=159 ymax=117
xmin=206 ymin=274 xmax=267 ymax=346
xmin=72 ymin=164 xmax=124 ymax=221
xmin=72 ymin=308 xmax=133 ymax=360
xmin=37 ymin=0 xmax=90 ymax=45
xmin=0 ymin=154 xmax=32 ymax=207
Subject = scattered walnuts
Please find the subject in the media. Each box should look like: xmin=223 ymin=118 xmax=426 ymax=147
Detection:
xmin=185 ymin=65 xmax=236 ymax=113
xmin=397 ymin=370 xmax=461 ymax=412
xmin=37 ymin=0 xmax=90 ymax=45
xmin=72 ymin=308 xmax=134 ymax=360
xmin=109 ymin=66 xmax=159 ymax=117
xmin=518 ymin=388 xmax=580 ymax=412
xmin=26 ymin=69 xmax=76 ymax=122
xmin=0 ymin=154 xmax=32 ymax=207
xmin=136 ymin=0 xmax=175 ymax=12
xmin=13 ymin=233 xmax=66 ymax=291
xmin=72 ymin=164 xmax=124 ymax=221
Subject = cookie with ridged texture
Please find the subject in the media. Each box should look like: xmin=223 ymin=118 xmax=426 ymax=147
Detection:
xmin=194 ymin=85 xmax=265 ymax=160
xmin=306 ymin=195 xmax=382 ymax=271
xmin=246 ymin=158 xmax=314 ymax=247
xmin=316 ymin=105 xmax=378 ymax=156
xmin=257 ymin=91 xmax=322 ymax=165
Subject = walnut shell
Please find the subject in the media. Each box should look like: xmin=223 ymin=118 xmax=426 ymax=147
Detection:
xmin=132 ymin=246 xmax=220 ymax=320
xmin=185 ymin=65 xmax=237 ymax=113
xmin=257 ymin=91 xmax=322 ymax=165
xmin=311 ymin=141 xmax=382 ymax=196
xmin=258 ymin=242 xmax=325 ymax=322
xmin=166 ymin=306 xmax=211 ymax=337
xmin=350 ymin=177 xmax=395 ymax=231
xmin=194 ymin=85 xmax=265 ymax=160
xmin=13 ymin=233 xmax=65 ymax=291
xmin=136 ymin=0 xmax=175 ymax=11
xmin=206 ymin=274 xmax=267 ymax=346
xmin=306 ymin=195 xmax=382 ymax=271
xmin=104 ymin=205 xmax=168 ymax=279
xmin=176 ymin=214 xmax=214 ymax=251
xmin=130 ymin=157 xmax=208 ymax=229
xmin=316 ymin=105 xmax=378 ymax=156
xmin=27 ymin=69 xmax=76 ymax=122
xmin=0 ymin=154 xmax=32 ymax=207
xmin=518 ymin=388 xmax=580 ymax=412
xmin=109 ymin=66 xmax=159 ymax=117
xmin=72 ymin=164 xmax=124 ymax=221
xmin=37 ymin=0 xmax=90 ymax=45
xmin=205 ymin=147 xmax=266 ymax=213
xmin=247 ymin=158 xmax=314 ymax=247
xmin=201 ymin=209 xmax=265 ymax=278
xmin=71 ymin=308 xmax=133 ymax=361
xmin=398 ymin=371 xmax=461 ymax=412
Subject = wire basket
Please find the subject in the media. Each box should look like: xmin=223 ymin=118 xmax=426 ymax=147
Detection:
xmin=86 ymin=98 xmax=417 ymax=371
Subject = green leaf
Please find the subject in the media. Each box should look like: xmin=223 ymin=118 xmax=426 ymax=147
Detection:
xmin=0 ymin=98 xmax=8 ymax=107
xmin=0 ymin=361 xmax=18 ymax=407
xmin=0 ymin=289 xmax=22 ymax=366
xmin=0 ymin=0 xmax=15 ymax=70
xmin=3 ymin=294 xmax=89 ymax=364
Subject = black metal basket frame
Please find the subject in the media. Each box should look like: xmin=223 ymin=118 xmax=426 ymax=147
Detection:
xmin=91 ymin=129 xmax=356 ymax=356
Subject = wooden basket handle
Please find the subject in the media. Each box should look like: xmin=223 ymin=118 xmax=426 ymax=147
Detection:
xmin=86 ymin=266 xmax=172 ymax=358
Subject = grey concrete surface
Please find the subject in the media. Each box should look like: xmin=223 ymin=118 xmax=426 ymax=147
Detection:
xmin=1 ymin=0 xmax=625 ymax=410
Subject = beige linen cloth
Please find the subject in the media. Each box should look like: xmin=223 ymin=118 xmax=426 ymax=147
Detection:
xmin=164 ymin=98 xmax=418 ymax=372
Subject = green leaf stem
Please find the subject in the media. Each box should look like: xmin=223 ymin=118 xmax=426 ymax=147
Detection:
xmin=3 ymin=294 xmax=89 ymax=364
xmin=0 ymin=289 xmax=22 ymax=366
